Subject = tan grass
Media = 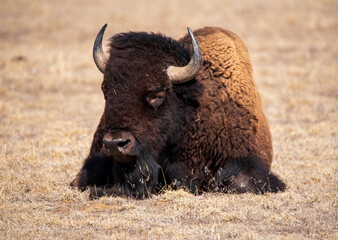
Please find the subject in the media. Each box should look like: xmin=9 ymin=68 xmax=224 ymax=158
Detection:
xmin=0 ymin=0 xmax=337 ymax=239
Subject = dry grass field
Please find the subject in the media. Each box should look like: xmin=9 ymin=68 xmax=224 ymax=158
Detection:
xmin=0 ymin=0 xmax=337 ymax=239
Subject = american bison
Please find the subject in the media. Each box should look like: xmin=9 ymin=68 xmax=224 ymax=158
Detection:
xmin=70 ymin=24 xmax=286 ymax=198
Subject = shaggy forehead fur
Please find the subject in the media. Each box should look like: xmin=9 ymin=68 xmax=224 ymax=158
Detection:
xmin=105 ymin=31 xmax=190 ymax=82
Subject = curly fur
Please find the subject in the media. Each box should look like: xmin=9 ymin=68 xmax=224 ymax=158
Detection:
xmin=71 ymin=27 xmax=285 ymax=198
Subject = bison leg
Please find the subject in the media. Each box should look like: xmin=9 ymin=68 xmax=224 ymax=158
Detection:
xmin=218 ymin=156 xmax=286 ymax=193
xmin=70 ymin=155 xmax=114 ymax=190
xmin=70 ymin=154 xmax=160 ymax=199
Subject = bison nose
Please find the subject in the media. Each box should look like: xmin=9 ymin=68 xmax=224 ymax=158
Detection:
xmin=103 ymin=138 xmax=131 ymax=154
xmin=103 ymin=131 xmax=136 ymax=163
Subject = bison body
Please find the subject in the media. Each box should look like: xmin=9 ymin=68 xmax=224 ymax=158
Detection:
xmin=71 ymin=26 xmax=285 ymax=198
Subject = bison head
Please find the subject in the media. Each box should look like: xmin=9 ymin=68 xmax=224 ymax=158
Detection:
xmin=87 ymin=25 xmax=203 ymax=196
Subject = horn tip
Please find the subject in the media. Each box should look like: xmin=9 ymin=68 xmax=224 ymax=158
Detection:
xmin=101 ymin=23 xmax=108 ymax=32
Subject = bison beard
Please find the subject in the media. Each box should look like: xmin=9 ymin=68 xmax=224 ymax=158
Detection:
xmin=72 ymin=151 xmax=160 ymax=199
xmin=70 ymin=26 xmax=286 ymax=198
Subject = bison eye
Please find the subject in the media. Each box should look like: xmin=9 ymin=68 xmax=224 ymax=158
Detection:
xmin=146 ymin=90 xmax=166 ymax=110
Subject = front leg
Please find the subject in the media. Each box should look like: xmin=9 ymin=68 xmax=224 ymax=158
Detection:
xmin=163 ymin=160 xmax=203 ymax=194
xmin=218 ymin=156 xmax=286 ymax=193
xmin=71 ymin=154 xmax=161 ymax=199
xmin=70 ymin=155 xmax=114 ymax=190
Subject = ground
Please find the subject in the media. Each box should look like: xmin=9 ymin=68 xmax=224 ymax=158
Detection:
xmin=0 ymin=0 xmax=337 ymax=239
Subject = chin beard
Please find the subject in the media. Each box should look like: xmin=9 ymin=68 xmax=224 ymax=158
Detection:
xmin=73 ymin=150 xmax=162 ymax=199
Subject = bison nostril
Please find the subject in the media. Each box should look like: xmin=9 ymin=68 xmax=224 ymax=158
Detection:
xmin=116 ymin=139 xmax=131 ymax=149
xmin=103 ymin=138 xmax=131 ymax=154
xmin=103 ymin=130 xmax=136 ymax=159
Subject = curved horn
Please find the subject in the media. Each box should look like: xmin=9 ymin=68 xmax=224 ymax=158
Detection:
xmin=93 ymin=24 xmax=108 ymax=74
xmin=166 ymin=27 xmax=202 ymax=84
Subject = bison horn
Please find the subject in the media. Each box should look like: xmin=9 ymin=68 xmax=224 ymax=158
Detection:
xmin=166 ymin=28 xmax=202 ymax=84
xmin=93 ymin=24 xmax=108 ymax=74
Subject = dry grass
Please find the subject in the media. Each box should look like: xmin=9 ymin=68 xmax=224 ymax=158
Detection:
xmin=0 ymin=0 xmax=337 ymax=239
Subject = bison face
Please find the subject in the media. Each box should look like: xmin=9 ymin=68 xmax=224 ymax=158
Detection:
xmin=101 ymin=62 xmax=187 ymax=165
xmin=101 ymin=72 xmax=168 ymax=162
xmin=94 ymin=25 xmax=203 ymax=166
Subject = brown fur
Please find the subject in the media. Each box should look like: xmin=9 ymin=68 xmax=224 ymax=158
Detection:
xmin=71 ymin=27 xmax=285 ymax=198
xmin=179 ymin=27 xmax=273 ymax=170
